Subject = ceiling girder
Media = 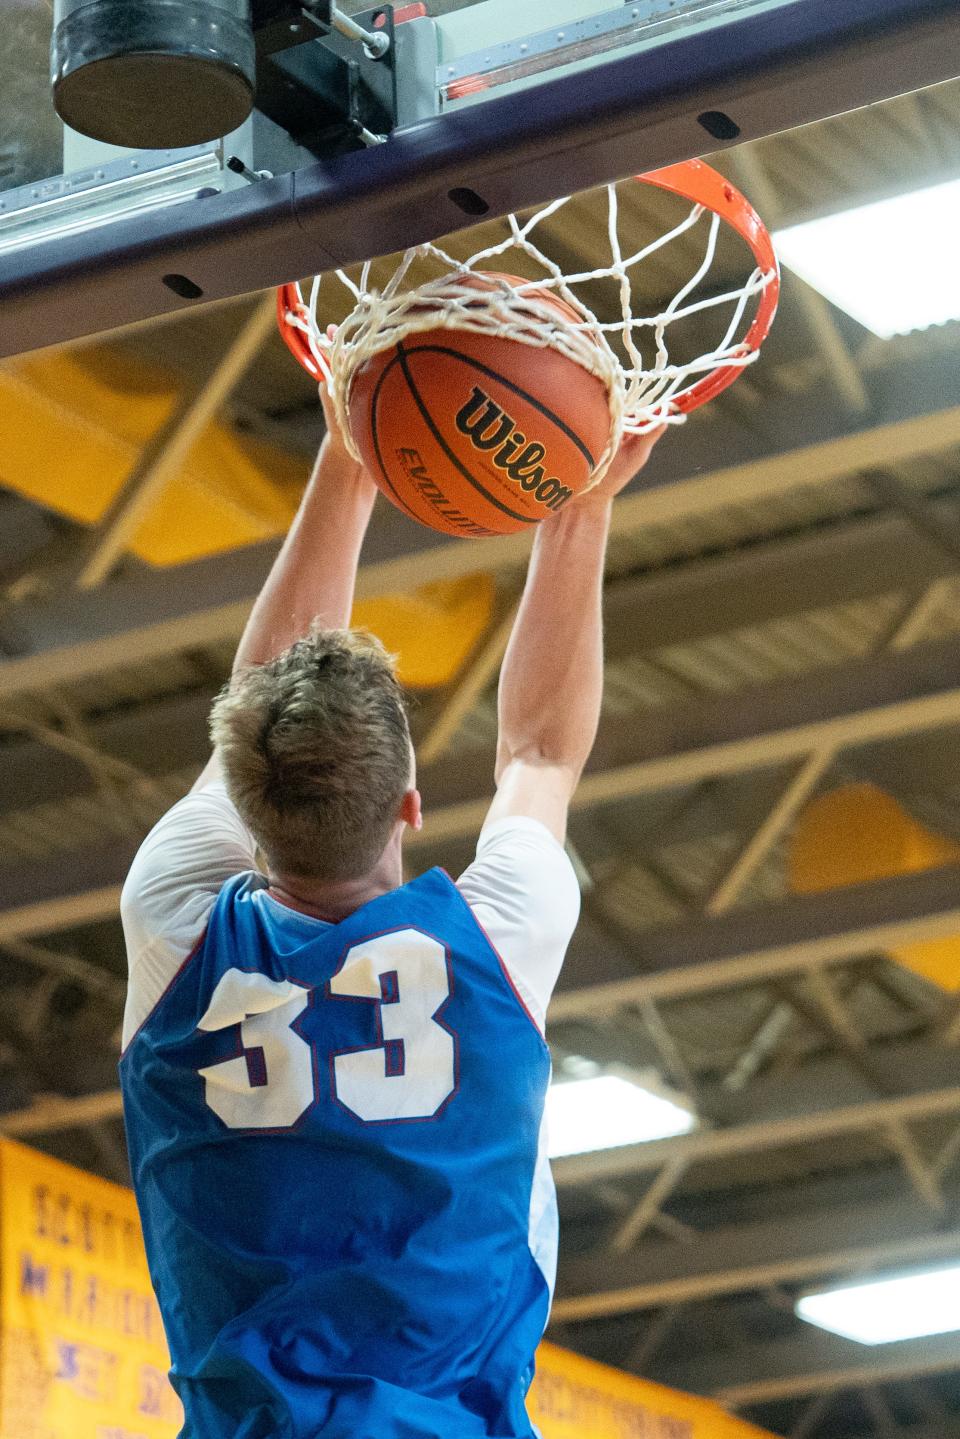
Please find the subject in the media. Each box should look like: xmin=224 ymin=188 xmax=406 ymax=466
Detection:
xmin=3 ymin=514 xmax=960 ymax=818
xmin=665 ymin=1326 xmax=960 ymax=1407
xmin=414 ymin=633 xmax=960 ymax=842
xmin=551 ymin=1078 xmax=960 ymax=1188
xmin=553 ymin=1176 xmax=960 ymax=1320
xmin=831 ymin=1429 xmax=960 ymax=1439
xmin=546 ymin=863 xmax=960 ymax=1014
xmin=1 ymin=370 xmax=959 ymax=701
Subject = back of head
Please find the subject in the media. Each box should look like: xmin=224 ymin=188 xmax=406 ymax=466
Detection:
xmin=210 ymin=629 xmax=411 ymax=882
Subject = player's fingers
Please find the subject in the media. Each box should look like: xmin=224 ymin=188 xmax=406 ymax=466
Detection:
xmin=317 ymin=379 xmax=339 ymax=433
xmin=621 ymin=423 xmax=666 ymax=468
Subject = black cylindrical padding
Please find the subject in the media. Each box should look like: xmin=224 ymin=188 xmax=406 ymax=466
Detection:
xmin=51 ymin=0 xmax=256 ymax=149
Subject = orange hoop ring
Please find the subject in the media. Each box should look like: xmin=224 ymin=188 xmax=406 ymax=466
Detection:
xmin=637 ymin=159 xmax=780 ymax=415
xmin=277 ymin=158 xmax=780 ymax=417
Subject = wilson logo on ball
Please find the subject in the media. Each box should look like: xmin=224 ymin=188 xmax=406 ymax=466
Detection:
xmin=455 ymin=387 xmax=574 ymax=511
xmin=346 ymin=276 xmax=610 ymax=538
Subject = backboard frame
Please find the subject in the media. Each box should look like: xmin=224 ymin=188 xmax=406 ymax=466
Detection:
xmin=1 ymin=0 xmax=958 ymax=358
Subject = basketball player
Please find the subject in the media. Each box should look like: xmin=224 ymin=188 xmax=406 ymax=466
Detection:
xmin=119 ymin=390 xmax=662 ymax=1439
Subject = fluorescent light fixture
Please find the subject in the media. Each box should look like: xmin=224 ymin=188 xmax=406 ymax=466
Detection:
xmin=546 ymin=1067 xmax=696 ymax=1159
xmin=773 ymin=176 xmax=960 ymax=339
xmin=796 ymin=1264 xmax=960 ymax=1345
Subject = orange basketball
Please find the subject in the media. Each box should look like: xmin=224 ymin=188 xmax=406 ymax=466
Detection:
xmin=347 ymin=273 xmax=612 ymax=537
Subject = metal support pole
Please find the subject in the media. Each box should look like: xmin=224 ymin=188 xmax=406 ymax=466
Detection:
xmin=611 ymin=1157 xmax=689 ymax=1252
xmin=863 ymin=470 xmax=960 ymax=566
xmin=419 ymin=601 xmax=518 ymax=765
xmin=0 ymin=936 xmax=125 ymax=1004
xmin=72 ymin=294 xmax=277 ymax=590
xmin=88 ymin=1122 xmax=131 ymax=1184
xmin=702 ymin=577 xmax=954 ymax=917
xmin=325 ymin=2 xmax=391 ymax=58
xmin=706 ymin=748 xmax=835 ymax=915
xmin=941 ymin=997 xmax=960 ymax=1047
xmin=789 ymin=1389 xmax=835 ymax=1439
xmin=625 ymin=1305 xmax=682 ymax=1375
xmin=933 ymin=1121 xmax=960 ymax=1181
xmin=884 ymin=1118 xmax=945 ymax=1214
xmin=638 ymin=999 xmax=700 ymax=1098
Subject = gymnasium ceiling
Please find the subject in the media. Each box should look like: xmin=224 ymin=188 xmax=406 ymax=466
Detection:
xmin=2 ymin=9 xmax=960 ymax=1437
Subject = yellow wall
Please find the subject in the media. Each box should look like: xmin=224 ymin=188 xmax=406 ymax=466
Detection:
xmin=790 ymin=783 xmax=960 ymax=990
xmin=0 ymin=353 xmax=305 ymax=567
xmin=0 ymin=351 xmax=497 ymax=691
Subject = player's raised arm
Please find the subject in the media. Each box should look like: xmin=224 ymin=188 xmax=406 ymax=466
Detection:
xmin=485 ymin=427 xmax=664 ymax=843
xmin=232 ymin=389 xmax=378 ymax=672
xmin=192 ymin=391 xmax=378 ymax=791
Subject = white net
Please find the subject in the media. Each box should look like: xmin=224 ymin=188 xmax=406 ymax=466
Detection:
xmin=283 ymin=181 xmax=776 ymax=485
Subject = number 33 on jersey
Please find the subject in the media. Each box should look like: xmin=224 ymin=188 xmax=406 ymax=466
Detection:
xmin=197 ymin=928 xmax=458 ymax=1129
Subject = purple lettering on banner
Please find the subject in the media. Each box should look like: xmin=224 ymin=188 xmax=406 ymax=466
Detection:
xmin=33 ymin=1185 xmax=50 ymax=1239
xmin=20 ymin=1251 xmax=49 ymax=1298
xmin=55 ymin=1340 xmax=79 ymax=1381
xmin=61 ymin=1262 xmax=74 ymax=1315
xmin=534 ymin=1365 xmax=696 ymax=1439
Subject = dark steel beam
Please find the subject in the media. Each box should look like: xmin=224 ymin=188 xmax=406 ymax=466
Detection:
xmin=5 ymin=560 xmax=960 ymax=818
xmin=0 ymin=503 xmax=456 ymax=700
xmin=555 ymin=1171 xmax=960 ymax=1320
xmin=663 ymin=1326 xmax=960 ymax=1407
xmin=414 ymin=635 xmax=960 ymax=839
xmin=547 ymin=863 xmax=960 ymax=1015
xmin=604 ymin=496 xmax=960 ymax=662
xmin=2 ymin=369 xmax=960 ymax=702
xmin=0 ymin=839 xmax=135 ymax=942
xmin=832 ymin=1429 xmax=960 ymax=1439
xmin=0 ymin=690 xmax=212 ymax=812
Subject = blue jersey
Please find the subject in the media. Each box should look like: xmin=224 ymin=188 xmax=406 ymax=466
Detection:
xmin=120 ymin=867 xmax=557 ymax=1439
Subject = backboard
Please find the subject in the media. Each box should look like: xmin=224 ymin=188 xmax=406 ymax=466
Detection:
xmin=1 ymin=0 xmax=958 ymax=357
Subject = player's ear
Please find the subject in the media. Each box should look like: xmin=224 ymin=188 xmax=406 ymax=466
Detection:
xmin=399 ymin=788 xmax=423 ymax=832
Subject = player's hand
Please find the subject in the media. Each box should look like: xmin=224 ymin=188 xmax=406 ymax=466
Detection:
xmin=318 ymin=381 xmax=352 ymax=458
xmin=314 ymin=354 xmax=378 ymax=496
xmin=583 ymin=423 xmax=666 ymax=505
xmin=315 ymin=325 xmax=354 ymax=460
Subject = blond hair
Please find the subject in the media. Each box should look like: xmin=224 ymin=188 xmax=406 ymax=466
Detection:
xmin=210 ymin=629 xmax=411 ymax=881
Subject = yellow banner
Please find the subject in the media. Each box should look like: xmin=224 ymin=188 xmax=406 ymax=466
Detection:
xmin=529 ymin=1342 xmax=773 ymax=1439
xmin=0 ymin=1138 xmax=182 ymax=1439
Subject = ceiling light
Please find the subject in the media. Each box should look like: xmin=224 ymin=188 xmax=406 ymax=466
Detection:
xmin=546 ymin=1068 xmax=696 ymax=1159
xmin=796 ymin=1264 xmax=960 ymax=1345
xmin=773 ymin=177 xmax=960 ymax=338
